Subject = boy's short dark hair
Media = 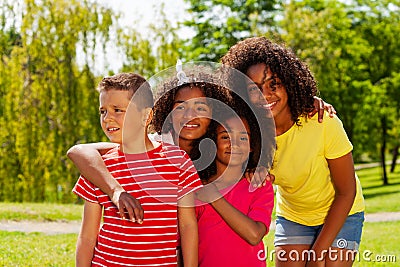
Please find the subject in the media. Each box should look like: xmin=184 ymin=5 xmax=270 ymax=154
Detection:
xmin=98 ymin=73 xmax=153 ymax=109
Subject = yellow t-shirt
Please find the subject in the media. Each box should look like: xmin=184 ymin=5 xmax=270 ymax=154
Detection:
xmin=270 ymin=113 xmax=365 ymax=226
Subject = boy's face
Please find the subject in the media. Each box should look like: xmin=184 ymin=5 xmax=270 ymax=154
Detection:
xmin=99 ymin=90 xmax=131 ymax=144
xmin=216 ymin=116 xmax=251 ymax=167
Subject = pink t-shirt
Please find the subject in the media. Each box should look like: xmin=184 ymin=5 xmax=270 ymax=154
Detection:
xmin=196 ymin=179 xmax=274 ymax=267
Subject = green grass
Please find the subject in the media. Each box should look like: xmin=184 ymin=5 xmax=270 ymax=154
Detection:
xmin=356 ymin=166 xmax=400 ymax=213
xmin=0 ymin=231 xmax=76 ymax=266
xmin=0 ymin=202 xmax=82 ymax=222
xmin=353 ymin=221 xmax=399 ymax=266
xmin=0 ymin=166 xmax=399 ymax=265
xmin=1 ymin=222 xmax=398 ymax=266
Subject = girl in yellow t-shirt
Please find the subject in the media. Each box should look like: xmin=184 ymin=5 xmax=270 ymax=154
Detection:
xmin=222 ymin=37 xmax=365 ymax=267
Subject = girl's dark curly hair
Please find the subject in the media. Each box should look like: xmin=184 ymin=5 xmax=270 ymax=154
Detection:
xmin=221 ymin=36 xmax=319 ymax=125
xmin=150 ymin=66 xmax=233 ymax=164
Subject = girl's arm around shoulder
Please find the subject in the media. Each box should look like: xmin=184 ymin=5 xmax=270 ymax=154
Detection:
xmin=178 ymin=193 xmax=198 ymax=267
xmin=308 ymin=96 xmax=336 ymax=122
xmin=67 ymin=142 xmax=143 ymax=223
xmin=76 ymin=201 xmax=102 ymax=267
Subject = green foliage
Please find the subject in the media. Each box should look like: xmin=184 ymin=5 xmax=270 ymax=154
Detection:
xmin=182 ymin=0 xmax=280 ymax=61
xmin=279 ymin=0 xmax=400 ymax=168
xmin=352 ymin=0 xmax=400 ymax=163
xmin=117 ymin=3 xmax=182 ymax=77
xmin=281 ymin=1 xmax=371 ymax=143
xmin=0 ymin=0 xmax=115 ymax=202
xmin=0 ymin=0 xmax=183 ymax=202
xmin=1 ymin=0 xmax=400 ymax=201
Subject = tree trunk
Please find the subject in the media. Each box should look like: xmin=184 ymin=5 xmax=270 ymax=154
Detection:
xmin=381 ymin=117 xmax=388 ymax=185
xmin=390 ymin=145 xmax=399 ymax=173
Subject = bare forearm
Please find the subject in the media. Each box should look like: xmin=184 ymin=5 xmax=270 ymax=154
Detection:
xmin=76 ymin=237 xmax=96 ymax=267
xmin=76 ymin=202 xmax=101 ymax=267
xmin=67 ymin=143 xmax=123 ymax=197
xmin=312 ymin=153 xmax=356 ymax=253
xmin=179 ymin=221 xmax=198 ymax=267
xmin=178 ymin=206 xmax=198 ymax=267
xmin=211 ymin=196 xmax=266 ymax=245
xmin=311 ymin=193 xmax=355 ymax=252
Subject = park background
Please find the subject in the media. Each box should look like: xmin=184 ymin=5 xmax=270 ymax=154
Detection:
xmin=0 ymin=0 xmax=399 ymax=266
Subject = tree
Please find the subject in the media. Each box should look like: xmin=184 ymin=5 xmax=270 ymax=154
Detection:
xmin=118 ymin=3 xmax=181 ymax=77
xmin=351 ymin=0 xmax=400 ymax=183
xmin=0 ymin=0 xmax=116 ymax=202
xmin=280 ymin=1 xmax=400 ymax=184
xmin=182 ymin=0 xmax=280 ymax=61
xmin=281 ymin=0 xmax=371 ymax=148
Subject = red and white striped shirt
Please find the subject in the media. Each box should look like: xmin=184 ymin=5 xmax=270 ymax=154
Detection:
xmin=73 ymin=143 xmax=202 ymax=267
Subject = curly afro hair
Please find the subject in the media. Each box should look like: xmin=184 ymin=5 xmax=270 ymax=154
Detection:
xmin=150 ymin=66 xmax=233 ymax=164
xmin=221 ymin=36 xmax=319 ymax=125
xmin=151 ymin=66 xmax=233 ymax=135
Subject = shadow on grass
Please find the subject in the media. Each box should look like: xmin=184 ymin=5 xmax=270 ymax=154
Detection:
xmin=363 ymin=188 xmax=400 ymax=199
xmin=361 ymin=182 xmax=400 ymax=190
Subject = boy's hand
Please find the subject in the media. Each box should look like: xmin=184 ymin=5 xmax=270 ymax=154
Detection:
xmin=245 ymin=166 xmax=275 ymax=189
xmin=112 ymin=190 xmax=144 ymax=223
xmin=308 ymin=96 xmax=336 ymax=122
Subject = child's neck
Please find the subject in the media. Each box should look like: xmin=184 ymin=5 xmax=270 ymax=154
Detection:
xmin=274 ymin=113 xmax=295 ymax=136
xmin=121 ymin=136 xmax=158 ymax=154
xmin=208 ymin=163 xmax=244 ymax=189
xmin=174 ymin=135 xmax=193 ymax=154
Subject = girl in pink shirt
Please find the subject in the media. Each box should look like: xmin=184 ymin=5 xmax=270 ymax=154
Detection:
xmin=196 ymin=103 xmax=274 ymax=267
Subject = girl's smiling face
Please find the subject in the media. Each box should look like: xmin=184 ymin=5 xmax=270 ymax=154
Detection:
xmin=246 ymin=63 xmax=291 ymax=124
xmin=215 ymin=116 xmax=252 ymax=168
xmin=171 ymin=86 xmax=212 ymax=142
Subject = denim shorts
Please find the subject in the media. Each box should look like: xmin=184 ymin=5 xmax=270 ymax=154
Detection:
xmin=274 ymin=212 xmax=364 ymax=250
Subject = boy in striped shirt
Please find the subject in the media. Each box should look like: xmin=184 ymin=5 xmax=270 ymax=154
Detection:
xmin=73 ymin=73 xmax=202 ymax=267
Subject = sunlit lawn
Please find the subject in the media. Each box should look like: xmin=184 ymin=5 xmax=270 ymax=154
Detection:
xmin=0 ymin=202 xmax=82 ymax=221
xmin=357 ymin=166 xmax=400 ymax=213
xmin=0 ymin=231 xmax=76 ymax=266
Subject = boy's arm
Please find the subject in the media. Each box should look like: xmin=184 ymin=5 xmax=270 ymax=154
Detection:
xmin=67 ymin=142 xmax=143 ymax=222
xmin=76 ymin=201 xmax=102 ymax=267
xmin=178 ymin=193 xmax=198 ymax=267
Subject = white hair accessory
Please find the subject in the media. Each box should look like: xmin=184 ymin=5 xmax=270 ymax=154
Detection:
xmin=176 ymin=59 xmax=189 ymax=86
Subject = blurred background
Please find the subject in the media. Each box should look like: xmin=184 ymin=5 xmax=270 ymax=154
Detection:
xmin=0 ymin=0 xmax=399 ymax=203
